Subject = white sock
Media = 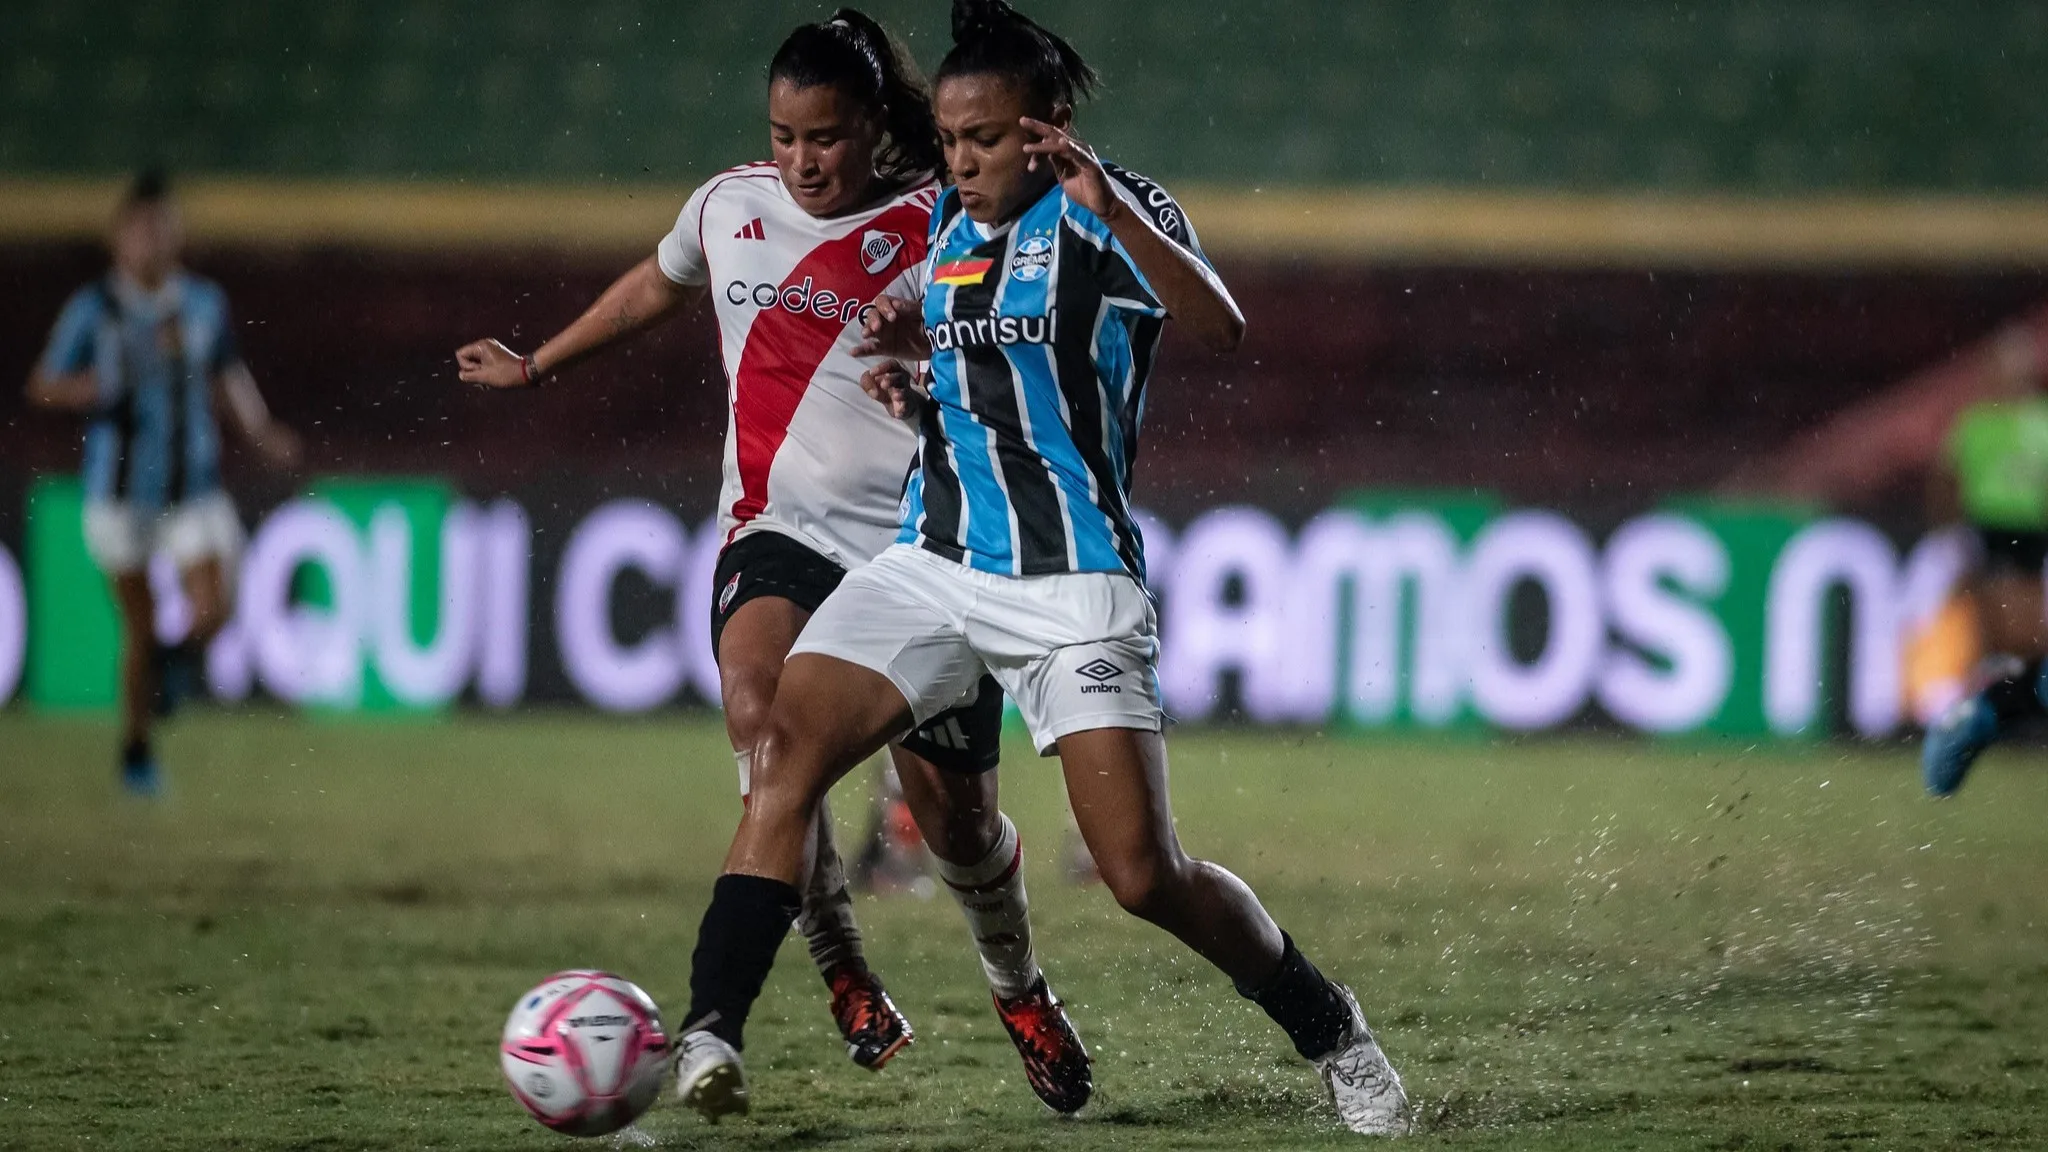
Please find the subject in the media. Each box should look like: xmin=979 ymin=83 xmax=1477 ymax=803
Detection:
xmin=936 ymin=814 xmax=1040 ymax=1000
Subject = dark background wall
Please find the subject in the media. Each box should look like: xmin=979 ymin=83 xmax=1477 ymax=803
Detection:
xmin=8 ymin=242 xmax=2045 ymax=520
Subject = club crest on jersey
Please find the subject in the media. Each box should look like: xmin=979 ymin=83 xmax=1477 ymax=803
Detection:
xmin=861 ymin=230 xmax=904 ymax=275
xmin=1009 ymin=235 xmax=1053 ymax=283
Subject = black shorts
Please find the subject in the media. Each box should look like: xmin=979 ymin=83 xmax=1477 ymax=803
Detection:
xmin=711 ymin=530 xmax=1003 ymax=774
xmin=1977 ymin=527 xmax=2048 ymax=576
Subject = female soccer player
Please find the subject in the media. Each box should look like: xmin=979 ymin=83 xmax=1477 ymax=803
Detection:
xmin=28 ymin=169 xmax=301 ymax=796
xmin=673 ymin=1 xmax=1411 ymax=1135
xmin=454 ymin=10 xmax=1084 ymax=1101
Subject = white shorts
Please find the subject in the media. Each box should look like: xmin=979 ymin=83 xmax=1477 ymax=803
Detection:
xmin=83 ymin=492 xmax=244 ymax=575
xmin=791 ymin=544 xmax=1163 ymax=754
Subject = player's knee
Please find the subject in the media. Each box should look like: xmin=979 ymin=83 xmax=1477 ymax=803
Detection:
xmin=1098 ymin=848 xmax=1188 ymax=922
xmin=748 ymin=717 xmax=833 ymax=822
xmin=721 ymin=675 xmax=778 ymax=750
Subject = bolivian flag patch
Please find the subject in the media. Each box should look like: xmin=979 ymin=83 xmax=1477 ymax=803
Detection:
xmin=934 ymin=257 xmax=995 ymax=286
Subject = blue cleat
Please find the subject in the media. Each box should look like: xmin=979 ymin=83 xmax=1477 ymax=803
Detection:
xmin=1922 ymin=694 xmax=2000 ymax=797
xmin=121 ymin=744 xmax=162 ymax=798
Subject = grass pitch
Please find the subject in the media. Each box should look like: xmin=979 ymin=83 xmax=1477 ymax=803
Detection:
xmin=1 ymin=713 xmax=2044 ymax=1151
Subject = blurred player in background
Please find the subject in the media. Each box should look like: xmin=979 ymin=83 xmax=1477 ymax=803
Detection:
xmin=1921 ymin=333 xmax=2048 ymax=795
xmin=456 ymin=10 xmax=1076 ymax=1087
xmin=25 ymin=169 xmax=300 ymax=796
xmin=673 ymin=0 xmax=1410 ymax=1134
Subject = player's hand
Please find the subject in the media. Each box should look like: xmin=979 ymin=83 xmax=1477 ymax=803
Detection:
xmin=859 ymin=359 xmax=927 ymax=421
xmin=851 ymin=295 xmax=931 ymax=360
xmin=456 ymin=338 xmax=533 ymax=389
xmin=1021 ymin=118 xmax=1118 ymax=222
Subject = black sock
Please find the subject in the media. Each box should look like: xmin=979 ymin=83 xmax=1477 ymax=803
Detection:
xmin=1235 ymin=932 xmax=1353 ymax=1061
xmin=684 ymin=874 xmax=803 ymax=1050
xmin=121 ymin=737 xmax=150 ymax=764
xmin=1984 ymin=659 xmax=2048 ymax=722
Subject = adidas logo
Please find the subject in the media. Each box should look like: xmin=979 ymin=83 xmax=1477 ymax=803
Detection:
xmin=734 ymin=218 xmax=765 ymax=241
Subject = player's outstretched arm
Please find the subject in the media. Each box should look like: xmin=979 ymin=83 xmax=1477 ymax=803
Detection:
xmin=25 ymin=366 xmax=99 ymax=412
xmin=217 ymin=361 xmax=303 ymax=469
xmin=1021 ymin=117 xmax=1245 ymax=353
xmin=456 ymin=256 xmax=704 ymax=389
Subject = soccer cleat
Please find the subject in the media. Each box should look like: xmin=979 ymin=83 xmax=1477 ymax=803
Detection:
xmin=674 ymin=1028 xmax=748 ymax=1121
xmin=1922 ymin=693 xmax=2001 ymax=796
xmin=993 ymin=977 xmax=1092 ymax=1114
xmin=1315 ymin=985 xmax=1410 ymax=1136
xmin=827 ymin=964 xmax=914 ymax=1070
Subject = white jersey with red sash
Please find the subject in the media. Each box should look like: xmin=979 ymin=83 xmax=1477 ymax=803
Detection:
xmin=658 ymin=163 xmax=939 ymax=569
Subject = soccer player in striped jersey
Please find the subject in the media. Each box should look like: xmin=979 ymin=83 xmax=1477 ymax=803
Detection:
xmin=455 ymin=10 xmax=1080 ymax=1099
xmin=674 ymin=1 xmax=1411 ymax=1135
xmin=27 ymin=170 xmax=301 ymax=796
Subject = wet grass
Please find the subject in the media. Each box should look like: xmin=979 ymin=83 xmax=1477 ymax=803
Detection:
xmin=1 ymin=713 xmax=2044 ymax=1150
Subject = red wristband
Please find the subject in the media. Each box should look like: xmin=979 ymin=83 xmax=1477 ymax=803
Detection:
xmin=520 ymin=354 xmax=539 ymax=385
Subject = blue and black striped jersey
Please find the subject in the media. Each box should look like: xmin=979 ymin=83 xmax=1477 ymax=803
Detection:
xmin=900 ymin=163 xmax=1209 ymax=579
xmin=38 ymin=271 xmax=239 ymax=511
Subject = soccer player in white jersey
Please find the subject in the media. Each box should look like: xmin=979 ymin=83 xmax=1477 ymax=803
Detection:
xmin=455 ymin=9 xmax=1087 ymax=1107
xmin=674 ymin=0 xmax=1412 ymax=1135
xmin=27 ymin=170 xmax=301 ymax=796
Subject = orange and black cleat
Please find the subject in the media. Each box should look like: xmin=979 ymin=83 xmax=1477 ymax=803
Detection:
xmin=827 ymin=963 xmax=914 ymax=1070
xmin=994 ymin=977 xmax=1093 ymax=1114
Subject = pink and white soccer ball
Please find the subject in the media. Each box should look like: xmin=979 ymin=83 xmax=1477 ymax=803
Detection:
xmin=499 ymin=970 xmax=670 ymax=1137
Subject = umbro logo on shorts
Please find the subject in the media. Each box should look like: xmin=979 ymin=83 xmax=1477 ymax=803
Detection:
xmin=1077 ymin=658 xmax=1125 ymax=695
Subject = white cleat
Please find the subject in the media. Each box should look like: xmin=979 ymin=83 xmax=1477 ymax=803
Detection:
xmin=674 ymin=1028 xmax=749 ymax=1122
xmin=1315 ymin=985 xmax=1410 ymax=1136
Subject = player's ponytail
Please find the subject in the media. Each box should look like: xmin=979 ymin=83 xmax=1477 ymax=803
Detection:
xmin=768 ymin=9 xmax=942 ymax=184
xmin=937 ymin=0 xmax=1099 ymax=113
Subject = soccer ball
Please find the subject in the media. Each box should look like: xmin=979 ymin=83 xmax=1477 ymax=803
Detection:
xmin=499 ymin=970 xmax=670 ymax=1137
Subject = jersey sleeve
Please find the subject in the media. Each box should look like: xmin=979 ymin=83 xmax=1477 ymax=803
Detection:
xmin=38 ymin=287 xmax=101 ymax=377
xmin=1066 ymin=166 xmax=1215 ymax=318
xmin=655 ymin=179 xmax=716 ymax=287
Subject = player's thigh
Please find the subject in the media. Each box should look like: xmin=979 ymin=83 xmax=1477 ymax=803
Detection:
xmin=1056 ymin=727 xmax=1184 ymax=897
xmin=890 ymin=673 xmax=1005 ymax=861
xmin=753 ymin=652 xmax=920 ymax=815
xmin=177 ymin=556 xmax=228 ymax=632
xmin=708 ymin=531 xmax=848 ymax=746
xmin=716 ymin=596 xmax=810 ymax=746
xmin=106 ymin=568 xmax=155 ymax=645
